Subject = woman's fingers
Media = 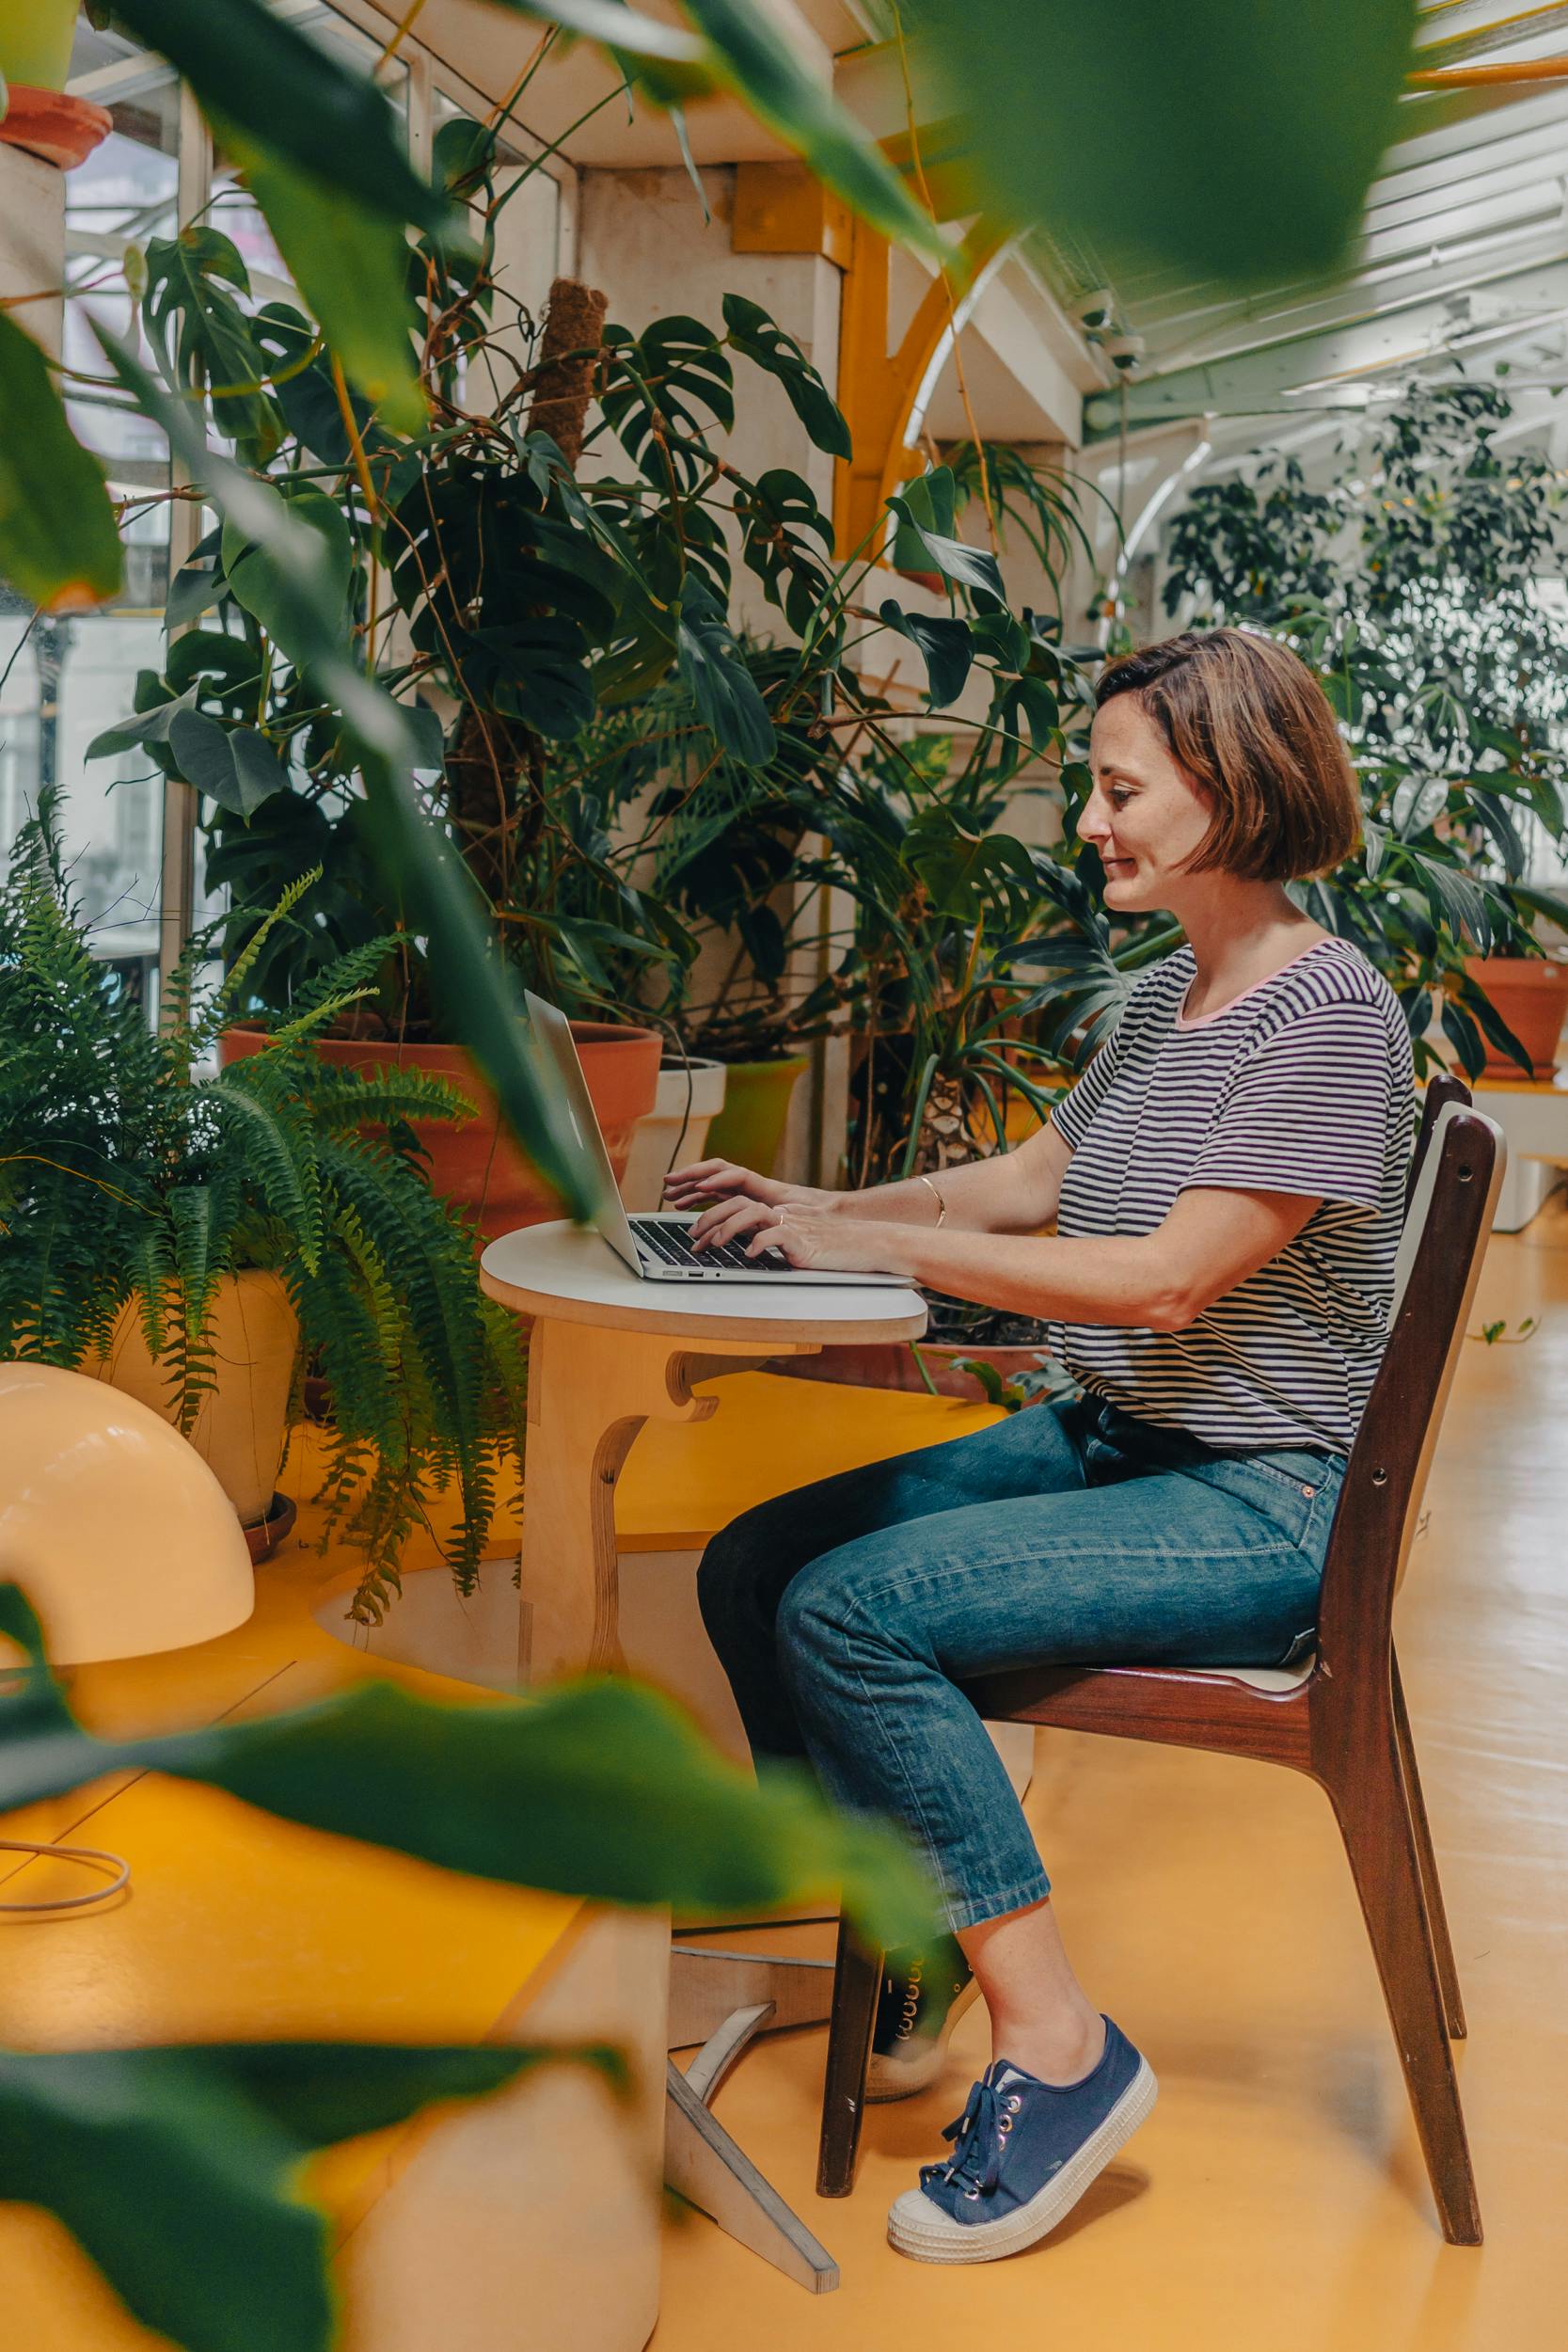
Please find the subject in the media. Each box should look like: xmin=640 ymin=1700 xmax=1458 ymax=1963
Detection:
xmin=662 ymin=1158 xmax=758 ymax=1205
xmin=689 ymin=1197 xmax=774 ymax=1249
xmin=743 ymin=1216 xmax=802 ymax=1264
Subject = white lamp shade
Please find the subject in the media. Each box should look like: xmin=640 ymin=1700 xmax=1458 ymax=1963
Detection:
xmin=0 ymin=1362 xmax=255 ymax=1664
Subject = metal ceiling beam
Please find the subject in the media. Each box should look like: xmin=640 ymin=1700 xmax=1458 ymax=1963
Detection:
xmin=1122 ymin=219 xmax=1568 ymax=386
xmin=1098 ymin=89 xmax=1568 ymax=343
xmin=1131 ymin=194 xmax=1568 ymax=369
xmin=1085 ymin=249 xmax=1568 ymax=436
xmin=1373 ymin=79 xmax=1568 ymax=188
xmin=1416 ymin=2 xmax=1568 ymax=66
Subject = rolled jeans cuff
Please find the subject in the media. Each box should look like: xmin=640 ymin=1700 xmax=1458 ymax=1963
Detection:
xmin=941 ymin=1868 xmax=1053 ymax=1936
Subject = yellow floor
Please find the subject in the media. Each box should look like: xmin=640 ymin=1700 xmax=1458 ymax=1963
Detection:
xmin=655 ymin=1200 xmax=1568 ymax=2350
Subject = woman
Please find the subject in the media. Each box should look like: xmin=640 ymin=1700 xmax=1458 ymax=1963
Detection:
xmin=665 ymin=628 xmax=1413 ymax=2265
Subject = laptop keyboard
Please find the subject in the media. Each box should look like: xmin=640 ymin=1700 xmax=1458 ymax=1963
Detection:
xmin=628 ymin=1216 xmax=793 ymax=1274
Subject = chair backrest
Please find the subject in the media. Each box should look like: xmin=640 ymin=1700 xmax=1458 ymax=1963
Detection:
xmin=1392 ymin=1080 xmax=1480 ymax=1322
xmin=1403 ymin=1070 xmax=1472 ymax=1218
xmin=1315 ymin=1095 xmax=1506 ymax=1674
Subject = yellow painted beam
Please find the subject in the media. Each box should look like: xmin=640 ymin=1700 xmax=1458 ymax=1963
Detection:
xmin=1409 ymin=54 xmax=1568 ymax=82
xmin=732 ymin=161 xmax=853 ymax=265
xmin=832 ymin=216 xmax=1010 ymax=560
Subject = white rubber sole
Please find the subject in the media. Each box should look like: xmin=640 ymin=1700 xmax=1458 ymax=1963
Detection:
xmin=885 ymin=2058 xmax=1158 ymax=2264
xmin=865 ymin=1975 xmax=983 ymax=2104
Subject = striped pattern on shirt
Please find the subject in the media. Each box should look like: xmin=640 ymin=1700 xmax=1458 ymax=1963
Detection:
xmin=1048 ymin=936 xmax=1415 ymax=1454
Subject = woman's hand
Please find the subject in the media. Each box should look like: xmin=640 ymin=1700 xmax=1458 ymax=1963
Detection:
xmin=662 ymin=1156 xmax=833 ymax=1246
xmin=686 ymin=1193 xmax=910 ymax=1274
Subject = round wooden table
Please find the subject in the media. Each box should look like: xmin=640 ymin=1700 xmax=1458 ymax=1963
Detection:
xmin=480 ymin=1220 xmax=927 ymax=1684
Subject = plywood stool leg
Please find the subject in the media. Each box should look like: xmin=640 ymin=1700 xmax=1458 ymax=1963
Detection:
xmin=665 ymin=2058 xmax=840 ymax=2292
xmin=517 ymin=1323 xmax=810 ymax=1681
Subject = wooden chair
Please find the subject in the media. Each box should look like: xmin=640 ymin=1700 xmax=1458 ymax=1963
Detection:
xmin=817 ymin=1073 xmax=1502 ymax=2245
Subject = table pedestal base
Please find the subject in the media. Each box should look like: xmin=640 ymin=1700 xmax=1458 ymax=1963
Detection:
xmin=519 ymin=1323 xmax=819 ymax=1681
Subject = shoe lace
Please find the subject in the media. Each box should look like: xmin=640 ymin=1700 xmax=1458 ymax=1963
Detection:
xmin=919 ymin=2074 xmax=1006 ymax=2199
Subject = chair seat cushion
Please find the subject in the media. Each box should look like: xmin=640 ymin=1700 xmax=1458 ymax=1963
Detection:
xmin=1142 ymin=1657 xmax=1317 ymax=1692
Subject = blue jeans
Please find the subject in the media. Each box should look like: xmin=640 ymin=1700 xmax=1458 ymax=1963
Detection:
xmin=697 ymin=1392 xmax=1343 ymax=1932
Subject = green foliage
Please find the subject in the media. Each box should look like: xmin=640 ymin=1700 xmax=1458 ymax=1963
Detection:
xmin=97 ymin=320 xmax=596 ymax=1221
xmin=786 ymin=719 xmax=1129 ymax=1185
xmin=0 ymin=1582 xmax=934 ymax=1941
xmin=0 ymin=312 xmax=121 ymax=612
xmin=0 ymin=2041 xmax=576 ymax=2352
xmin=103 ymin=151 xmax=1108 ymax=1134
xmin=0 ymin=1576 xmax=935 ymax=2352
xmin=4 ymin=0 xmax=1431 ymax=614
xmin=0 ymin=812 xmax=526 ymax=1621
xmin=950 ymin=1351 xmax=1079 ymax=1413
xmin=1472 ymin=1315 xmax=1540 ymax=1345
xmin=901 ymin=0 xmax=1417 ymax=281
xmin=1164 ymin=380 xmax=1568 ymax=1077
xmin=109 ymin=183 xmax=859 ymax=1045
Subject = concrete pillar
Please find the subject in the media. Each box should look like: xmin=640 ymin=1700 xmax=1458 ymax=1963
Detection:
xmin=576 ymin=165 xmax=848 ymax=1185
xmin=576 ymin=164 xmax=841 ymax=601
xmin=0 ymin=143 xmax=67 ymax=358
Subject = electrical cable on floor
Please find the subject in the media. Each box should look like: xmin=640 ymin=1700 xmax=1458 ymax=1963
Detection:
xmin=0 ymin=1837 xmax=131 ymax=1913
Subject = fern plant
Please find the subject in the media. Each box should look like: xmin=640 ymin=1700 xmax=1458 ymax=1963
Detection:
xmin=0 ymin=804 xmax=525 ymax=1622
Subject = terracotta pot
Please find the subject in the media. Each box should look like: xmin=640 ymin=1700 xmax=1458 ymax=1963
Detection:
xmin=620 ymin=1057 xmax=728 ymax=1211
xmin=0 ymin=70 xmax=111 ymax=169
xmin=221 ymin=1021 xmax=661 ymax=1238
xmin=1463 ymin=956 xmax=1568 ymax=1079
xmin=778 ymin=1341 xmax=1054 ymax=1405
xmin=87 ymin=1269 xmax=300 ymax=1531
xmin=702 ymin=1056 xmax=808 ymax=1178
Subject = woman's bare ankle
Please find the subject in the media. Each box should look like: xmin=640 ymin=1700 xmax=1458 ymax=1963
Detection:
xmin=989 ymin=2003 xmax=1105 ymax=2088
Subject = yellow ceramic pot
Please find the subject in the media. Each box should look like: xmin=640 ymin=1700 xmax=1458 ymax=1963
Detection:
xmin=0 ymin=0 xmax=80 ymax=91
xmin=90 ymin=1269 xmax=300 ymax=1530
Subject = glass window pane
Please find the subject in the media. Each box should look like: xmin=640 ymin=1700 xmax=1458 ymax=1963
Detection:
xmin=0 ymin=37 xmax=183 ymax=1012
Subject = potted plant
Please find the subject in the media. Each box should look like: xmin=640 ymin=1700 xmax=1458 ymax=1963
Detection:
xmin=619 ymin=1048 xmax=729 ymax=1211
xmin=1163 ymin=378 xmax=1568 ymax=1076
xmin=88 ymin=130 xmax=877 ymax=1232
xmin=0 ymin=808 xmax=525 ymax=1621
xmin=0 ymin=0 xmax=110 ymax=170
xmin=92 ymin=122 xmax=1113 ymax=1227
xmin=1460 ymin=950 xmax=1568 ymax=1078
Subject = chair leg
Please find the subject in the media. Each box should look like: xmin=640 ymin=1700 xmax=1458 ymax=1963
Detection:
xmin=1324 ymin=1729 xmax=1482 ymax=2246
xmin=816 ymin=1918 xmax=882 ymax=2200
xmin=1390 ymin=1652 xmax=1466 ymax=2040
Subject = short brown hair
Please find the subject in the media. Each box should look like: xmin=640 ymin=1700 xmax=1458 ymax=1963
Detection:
xmin=1094 ymin=628 xmax=1361 ymax=881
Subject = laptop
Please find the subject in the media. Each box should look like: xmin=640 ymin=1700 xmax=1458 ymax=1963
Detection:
xmin=526 ymin=991 xmax=911 ymax=1286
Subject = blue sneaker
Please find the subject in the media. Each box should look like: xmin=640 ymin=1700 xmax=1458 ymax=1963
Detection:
xmin=887 ymin=2020 xmax=1156 ymax=2264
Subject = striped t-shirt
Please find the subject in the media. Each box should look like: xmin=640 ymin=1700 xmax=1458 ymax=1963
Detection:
xmin=1048 ymin=937 xmax=1414 ymax=1454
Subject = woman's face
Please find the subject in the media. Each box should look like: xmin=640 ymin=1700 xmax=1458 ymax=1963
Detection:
xmin=1080 ymin=694 xmax=1215 ymax=914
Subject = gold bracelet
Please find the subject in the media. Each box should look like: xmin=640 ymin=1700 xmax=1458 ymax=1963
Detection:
xmin=918 ymin=1173 xmax=947 ymax=1227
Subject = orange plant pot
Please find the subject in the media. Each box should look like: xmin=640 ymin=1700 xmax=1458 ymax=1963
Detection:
xmin=0 ymin=87 xmax=112 ymax=169
xmin=221 ymin=1022 xmax=661 ymax=1238
xmin=1463 ymin=956 xmax=1568 ymax=1079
